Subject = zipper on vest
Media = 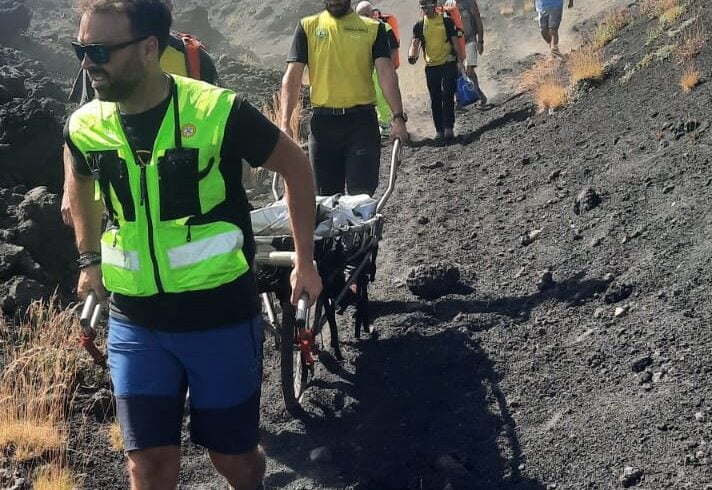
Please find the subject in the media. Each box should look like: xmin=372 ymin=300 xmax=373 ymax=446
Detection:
xmin=186 ymin=223 xmax=192 ymax=243
xmin=139 ymin=164 xmax=164 ymax=293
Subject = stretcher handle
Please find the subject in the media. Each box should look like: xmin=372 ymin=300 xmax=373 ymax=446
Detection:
xmin=80 ymin=291 xmax=102 ymax=333
xmin=295 ymin=293 xmax=309 ymax=329
xmin=376 ymin=138 xmax=402 ymax=214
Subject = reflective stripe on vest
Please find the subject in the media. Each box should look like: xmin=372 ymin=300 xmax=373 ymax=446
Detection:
xmin=167 ymin=229 xmax=243 ymax=269
xmin=101 ymin=243 xmax=140 ymax=271
xmin=67 ymin=75 xmax=249 ymax=296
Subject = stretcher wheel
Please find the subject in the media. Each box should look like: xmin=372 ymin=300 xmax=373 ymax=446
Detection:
xmin=278 ymin=297 xmax=311 ymax=414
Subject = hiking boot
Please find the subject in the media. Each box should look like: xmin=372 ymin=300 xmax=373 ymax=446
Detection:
xmin=551 ymin=46 xmax=563 ymax=58
xmin=444 ymin=128 xmax=455 ymax=141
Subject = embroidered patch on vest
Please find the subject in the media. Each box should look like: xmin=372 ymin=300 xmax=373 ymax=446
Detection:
xmin=181 ymin=123 xmax=197 ymax=138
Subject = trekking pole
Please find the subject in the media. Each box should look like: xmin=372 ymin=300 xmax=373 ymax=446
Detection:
xmin=79 ymin=291 xmax=107 ymax=368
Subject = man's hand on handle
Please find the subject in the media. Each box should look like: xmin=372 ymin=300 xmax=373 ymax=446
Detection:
xmin=77 ymin=265 xmax=107 ymax=301
xmin=290 ymin=261 xmax=322 ymax=307
xmin=390 ymin=120 xmax=409 ymax=145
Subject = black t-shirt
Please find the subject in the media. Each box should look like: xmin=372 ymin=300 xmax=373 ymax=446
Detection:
xmin=65 ymin=81 xmax=280 ymax=331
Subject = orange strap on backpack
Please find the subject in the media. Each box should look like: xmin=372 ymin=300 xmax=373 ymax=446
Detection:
xmin=437 ymin=4 xmax=466 ymax=61
xmin=176 ymin=32 xmax=204 ymax=80
xmin=381 ymin=14 xmax=401 ymax=69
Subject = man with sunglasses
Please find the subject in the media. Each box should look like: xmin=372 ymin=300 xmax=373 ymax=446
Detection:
xmin=62 ymin=27 xmax=217 ymax=226
xmin=64 ymin=0 xmax=322 ymax=488
xmin=281 ymin=0 xmax=408 ymax=197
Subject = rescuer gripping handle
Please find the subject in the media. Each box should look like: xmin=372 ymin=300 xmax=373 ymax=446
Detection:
xmin=295 ymin=293 xmax=309 ymax=329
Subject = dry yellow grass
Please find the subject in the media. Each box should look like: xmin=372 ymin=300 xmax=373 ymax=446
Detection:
xmin=660 ymin=5 xmax=685 ymax=26
xmin=33 ymin=465 xmax=75 ymax=490
xmin=568 ymin=46 xmax=605 ymax=84
xmin=641 ymin=0 xmax=679 ymax=17
xmin=108 ymin=420 xmax=124 ymax=451
xmin=680 ymin=67 xmax=701 ymax=92
xmin=518 ymin=57 xmax=559 ymax=93
xmin=677 ymin=25 xmax=707 ymax=63
xmin=535 ymin=82 xmax=568 ymax=112
xmin=522 ymin=1 xmax=535 ymax=13
xmin=592 ymin=8 xmax=633 ymax=49
xmin=0 ymin=297 xmax=85 ymax=462
xmin=262 ymin=91 xmax=303 ymax=142
xmin=0 ymin=420 xmax=64 ymax=461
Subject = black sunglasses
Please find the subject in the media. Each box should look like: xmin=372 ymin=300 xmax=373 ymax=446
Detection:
xmin=71 ymin=35 xmax=149 ymax=65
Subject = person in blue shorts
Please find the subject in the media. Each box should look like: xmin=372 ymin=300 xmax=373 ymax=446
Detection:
xmin=536 ymin=0 xmax=574 ymax=57
xmin=64 ymin=0 xmax=322 ymax=488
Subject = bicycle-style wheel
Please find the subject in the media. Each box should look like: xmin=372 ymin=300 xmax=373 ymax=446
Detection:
xmin=278 ymin=297 xmax=310 ymax=413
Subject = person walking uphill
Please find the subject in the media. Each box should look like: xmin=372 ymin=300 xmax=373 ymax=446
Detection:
xmin=408 ymin=0 xmax=466 ymax=142
xmin=64 ymin=0 xmax=322 ymax=488
xmin=537 ymin=0 xmax=574 ymax=57
xmin=281 ymin=0 xmax=408 ymax=197
xmin=444 ymin=0 xmax=487 ymax=106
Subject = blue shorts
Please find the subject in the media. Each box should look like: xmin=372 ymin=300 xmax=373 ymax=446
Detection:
xmin=107 ymin=315 xmax=263 ymax=454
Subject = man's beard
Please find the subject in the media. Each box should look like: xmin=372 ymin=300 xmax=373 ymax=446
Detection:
xmin=89 ymin=68 xmax=141 ymax=102
xmin=325 ymin=1 xmax=351 ymax=17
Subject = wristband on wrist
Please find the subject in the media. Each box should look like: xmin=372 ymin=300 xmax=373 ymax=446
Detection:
xmin=77 ymin=251 xmax=102 ymax=269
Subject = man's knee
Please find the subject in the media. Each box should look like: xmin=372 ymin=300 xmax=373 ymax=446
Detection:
xmin=210 ymin=446 xmax=266 ymax=489
xmin=127 ymin=446 xmax=181 ymax=488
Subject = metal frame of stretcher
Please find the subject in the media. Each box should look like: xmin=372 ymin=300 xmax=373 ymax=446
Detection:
xmin=254 ymin=139 xmax=401 ymax=413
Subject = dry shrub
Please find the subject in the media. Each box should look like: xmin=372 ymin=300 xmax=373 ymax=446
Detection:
xmin=519 ymin=57 xmax=559 ymax=93
xmin=108 ymin=420 xmax=124 ymax=451
xmin=568 ymin=46 xmax=605 ymax=84
xmin=593 ymin=8 xmax=633 ymax=49
xmin=535 ymin=81 xmax=568 ymax=112
xmin=262 ymin=91 xmax=303 ymax=142
xmin=677 ymin=23 xmax=707 ymax=63
xmin=0 ymin=296 xmax=85 ymax=461
xmin=641 ymin=0 xmax=679 ymax=17
xmin=660 ymin=5 xmax=685 ymax=27
xmin=680 ymin=66 xmax=701 ymax=92
xmin=33 ymin=465 xmax=75 ymax=490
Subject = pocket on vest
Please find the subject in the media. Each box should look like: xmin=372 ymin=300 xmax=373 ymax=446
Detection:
xmin=158 ymin=148 xmax=201 ymax=220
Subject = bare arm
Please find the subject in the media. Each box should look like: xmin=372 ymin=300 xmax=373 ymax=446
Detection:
xmin=66 ymin=144 xmax=106 ymax=299
xmin=61 ymin=145 xmax=75 ymax=226
xmin=280 ymin=62 xmax=305 ymax=138
xmin=262 ymin=133 xmax=322 ymax=304
xmin=472 ymin=1 xmax=484 ymax=43
xmin=408 ymin=38 xmax=421 ymax=63
xmin=375 ymin=57 xmax=409 ymax=143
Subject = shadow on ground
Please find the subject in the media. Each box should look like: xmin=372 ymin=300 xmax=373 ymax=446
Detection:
xmin=372 ymin=271 xmax=612 ymax=325
xmin=262 ymin=327 xmax=546 ymax=489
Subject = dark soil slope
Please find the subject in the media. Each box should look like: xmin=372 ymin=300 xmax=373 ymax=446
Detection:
xmin=1 ymin=1 xmax=711 ymax=489
xmin=251 ymin=3 xmax=712 ymax=489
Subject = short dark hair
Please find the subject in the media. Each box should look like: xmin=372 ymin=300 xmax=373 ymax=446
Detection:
xmin=77 ymin=0 xmax=172 ymax=53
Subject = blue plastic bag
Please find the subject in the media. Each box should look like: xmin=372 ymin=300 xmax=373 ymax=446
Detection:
xmin=456 ymin=75 xmax=480 ymax=107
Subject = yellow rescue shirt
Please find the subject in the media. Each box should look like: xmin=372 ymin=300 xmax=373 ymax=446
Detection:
xmin=414 ymin=15 xmax=458 ymax=67
xmin=288 ymin=11 xmax=391 ymax=108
